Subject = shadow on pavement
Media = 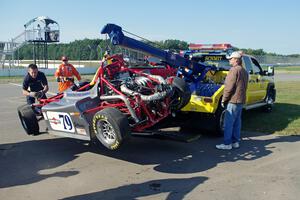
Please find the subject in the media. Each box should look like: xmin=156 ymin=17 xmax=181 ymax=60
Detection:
xmin=91 ymin=131 xmax=300 ymax=174
xmin=61 ymin=176 xmax=207 ymax=200
xmin=60 ymin=131 xmax=300 ymax=200
xmin=155 ymin=133 xmax=300 ymax=173
xmin=0 ymin=138 xmax=88 ymax=188
xmin=1 ymin=129 xmax=299 ymax=190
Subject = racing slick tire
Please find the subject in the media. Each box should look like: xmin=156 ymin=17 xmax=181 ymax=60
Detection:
xmin=171 ymin=77 xmax=191 ymax=111
xmin=17 ymin=104 xmax=39 ymax=135
xmin=91 ymin=108 xmax=130 ymax=150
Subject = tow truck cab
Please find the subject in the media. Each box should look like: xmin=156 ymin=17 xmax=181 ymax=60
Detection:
xmin=181 ymin=43 xmax=276 ymax=114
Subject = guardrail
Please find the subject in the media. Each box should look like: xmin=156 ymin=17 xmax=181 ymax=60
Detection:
xmin=255 ymin=55 xmax=300 ymax=66
xmin=0 ymin=67 xmax=98 ymax=77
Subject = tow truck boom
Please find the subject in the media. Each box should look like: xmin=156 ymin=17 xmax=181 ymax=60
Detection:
xmin=101 ymin=23 xmax=217 ymax=83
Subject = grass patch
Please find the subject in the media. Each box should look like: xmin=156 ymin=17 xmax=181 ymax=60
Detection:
xmin=0 ymin=76 xmax=27 ymax=84
xmin=274 ymin=66 xmax=300 ymax=74
xmin=262 ymin=66 xmax=300 ymax=73
xmin=275 ymin=66 xmax=300 ymax=71
xmin=242 ymin=81 xmax=300 ymax=135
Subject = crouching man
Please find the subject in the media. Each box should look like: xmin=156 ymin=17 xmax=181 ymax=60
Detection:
xmin=22 ymin=64 xmax=49 ymax=104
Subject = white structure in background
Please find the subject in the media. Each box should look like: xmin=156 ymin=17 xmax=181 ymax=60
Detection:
xmin=0 ymin=16 xmax=60 ymax=68
xmin=0 ymin=32 xmax=26 ymax=68
xmin=24 ymin=16 xmax=59 ymax=43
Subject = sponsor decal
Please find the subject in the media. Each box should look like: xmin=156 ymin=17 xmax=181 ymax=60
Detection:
xmin=76 ymin=127 xmax=87 ymax=135
xmin=49 ymin=117 xmax=61 ymax=125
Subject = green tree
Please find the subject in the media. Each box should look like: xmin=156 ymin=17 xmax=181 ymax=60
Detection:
xmin=17 ymin=39 xmax=299 ymax=60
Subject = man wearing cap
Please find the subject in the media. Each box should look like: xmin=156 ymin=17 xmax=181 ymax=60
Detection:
xmin=55 ymin=56 xmax=81 ymax=93
xmin=216 ymin=51 xmax=248 ymax=150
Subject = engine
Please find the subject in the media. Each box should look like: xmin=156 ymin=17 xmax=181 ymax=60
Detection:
xmin=102 ymin=57 xmax=173 ymax=102
xmin=101 ymin=55 xmax=175 ymax=128
xmin=120 ymin=74 xmax=173 ymax=102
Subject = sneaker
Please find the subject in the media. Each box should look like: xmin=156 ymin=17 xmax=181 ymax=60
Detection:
xmin=232 ymin=142 xmax=240 ymax=148
xmin=216 ymin=144 xmax=232 ymax=150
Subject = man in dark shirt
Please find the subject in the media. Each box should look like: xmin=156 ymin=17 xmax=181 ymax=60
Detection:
xmin=22 ymin=64 xmax=49 ymax=104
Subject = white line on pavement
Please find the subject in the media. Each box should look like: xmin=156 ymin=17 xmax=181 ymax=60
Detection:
xmin=9 ymin=83 xmax=22 ymax=87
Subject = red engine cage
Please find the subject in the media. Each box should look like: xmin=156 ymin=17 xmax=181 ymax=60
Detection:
xmin=36 ymin=54 xmax=172 ymax=132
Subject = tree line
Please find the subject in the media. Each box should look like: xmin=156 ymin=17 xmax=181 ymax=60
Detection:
xmin=17 ymin=38 xmax=300 ymax=60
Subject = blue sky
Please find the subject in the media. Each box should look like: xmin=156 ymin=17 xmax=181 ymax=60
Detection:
xmin=1 ymin=0 xmax=299 ymax=55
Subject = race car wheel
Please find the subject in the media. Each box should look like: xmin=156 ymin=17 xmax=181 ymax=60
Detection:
xmin=17 ymin=104 xmax=39 ymax=135
xmin=171 ymin=77 xmax=191 ymax=110
xmin=91 ymin=108 xmax=130 ymax=150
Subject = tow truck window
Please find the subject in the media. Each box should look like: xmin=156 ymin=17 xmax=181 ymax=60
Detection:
xmin=243 ymin=56 xmax=253 ymax=74
xmin=251 ymin=58 xmax=262 ymax=75
xmin=199 ymin=55 xmax=231 ymax=70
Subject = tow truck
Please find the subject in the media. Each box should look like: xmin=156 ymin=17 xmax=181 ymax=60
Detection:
xmin=101 ymin=24 xmax=276 ymax=134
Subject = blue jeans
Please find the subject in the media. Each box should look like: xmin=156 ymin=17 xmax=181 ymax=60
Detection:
xmin=224 ymin=103 xmax=243 ymax=145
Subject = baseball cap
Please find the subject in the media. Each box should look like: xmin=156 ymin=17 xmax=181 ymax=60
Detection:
xmin=226 ymin=51 xmax=242 ymax=59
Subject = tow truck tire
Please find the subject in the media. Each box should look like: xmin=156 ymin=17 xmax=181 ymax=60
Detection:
xmin=215 ymin=104 xmax=226 ymax=136
xmin=91 ymin=108 xmax=130 ymax=150
xmin=171 ymin=77 xmax=191 ymax=110
xmin=263 ymin=87 xmax=276 ymax=112
xmin=17 ymin=104 xmax=39 ymax=135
